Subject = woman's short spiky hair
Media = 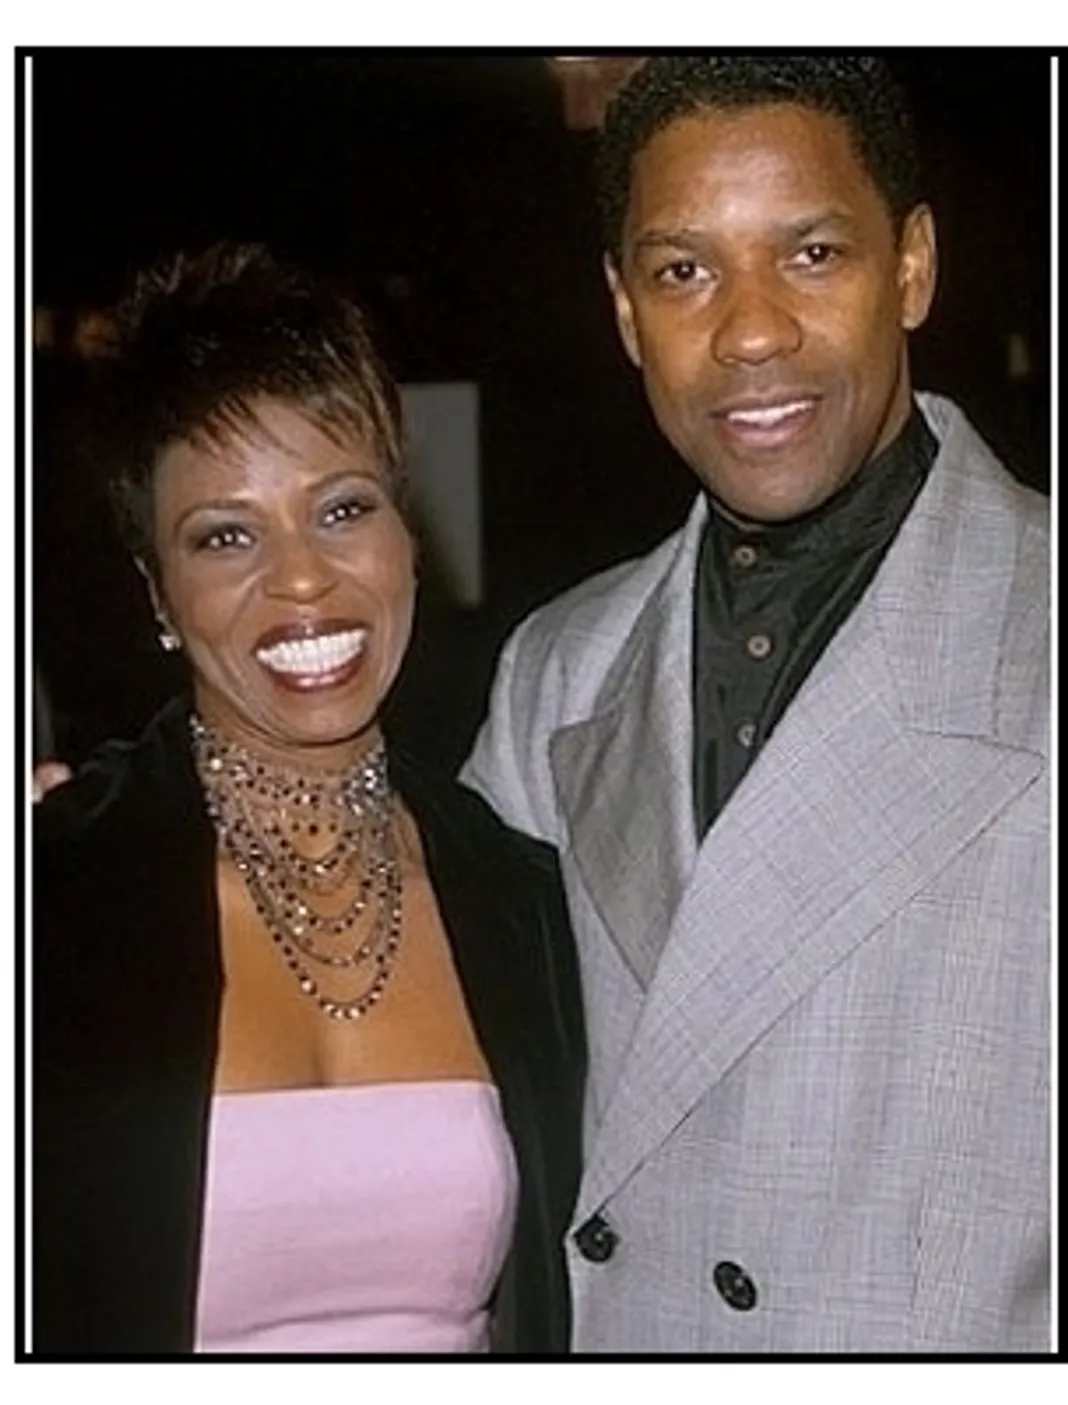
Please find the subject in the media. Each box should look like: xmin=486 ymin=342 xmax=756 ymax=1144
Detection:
xmin=102 ymin=242 xmax=407 ymax=576
xmin=597 ymin=55 xmax=924 ymax=264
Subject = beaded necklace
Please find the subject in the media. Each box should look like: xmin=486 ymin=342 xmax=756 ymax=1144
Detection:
xmin=190 ymin=715 xmax=402 ymax=1020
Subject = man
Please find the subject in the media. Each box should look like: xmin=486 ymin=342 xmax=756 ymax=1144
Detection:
xmin=461 ymin=56 xmax=1049 ymax=1352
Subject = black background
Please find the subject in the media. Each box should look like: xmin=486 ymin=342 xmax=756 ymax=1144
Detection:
xmin=30 ymin=50 xmax=1052 ymax=770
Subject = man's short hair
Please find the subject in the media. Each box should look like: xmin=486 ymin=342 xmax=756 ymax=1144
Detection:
xmin=597 ymin=55 xmax=924 ymax=263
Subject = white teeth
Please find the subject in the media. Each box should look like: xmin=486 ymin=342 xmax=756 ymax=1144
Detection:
xmin=726 ymin=399 xmax=813 ymax=428
xmin=255 ymin=628 xmax=366 ymax=676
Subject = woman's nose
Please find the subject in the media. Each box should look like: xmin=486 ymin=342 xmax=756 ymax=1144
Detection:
xmin=262 ymin=531 xmax=336 ymax=602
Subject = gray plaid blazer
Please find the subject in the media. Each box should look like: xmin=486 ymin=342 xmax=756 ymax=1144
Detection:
xmin=462 ymin=395 xmax=1050 ymax=1353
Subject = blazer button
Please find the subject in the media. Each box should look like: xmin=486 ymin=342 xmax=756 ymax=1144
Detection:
xmin=711 ymin=1260 xmax=758 ymax=1311
xmin=573 ymin=1212 xmax=619 ymax=1263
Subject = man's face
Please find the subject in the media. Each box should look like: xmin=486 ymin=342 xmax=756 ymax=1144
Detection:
xmin=607 ymin=103 xmax=937 ymax=524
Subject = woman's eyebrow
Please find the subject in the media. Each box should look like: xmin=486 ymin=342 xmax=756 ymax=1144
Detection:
xmin=173 ymin=497 xmax=255 ymax=535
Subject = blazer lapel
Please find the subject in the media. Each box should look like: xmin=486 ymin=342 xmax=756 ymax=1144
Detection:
xmin=548 ymin=506 xmax=706 ymax=989
xmin=574 ymin=399 xmax=1047 ymax=1217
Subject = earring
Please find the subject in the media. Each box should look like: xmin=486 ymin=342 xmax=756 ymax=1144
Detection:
xmin=158 ymin=624 xmax=181 ymax=653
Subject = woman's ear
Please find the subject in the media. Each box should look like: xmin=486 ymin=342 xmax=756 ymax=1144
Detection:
xmin=134 ymin=556 xmax=162 ymax=617
xmin=135 ymin=558 xmax=182 ymax=653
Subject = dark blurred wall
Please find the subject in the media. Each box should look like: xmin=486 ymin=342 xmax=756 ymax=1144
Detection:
xmin=30 ymin=50 xmax=1051 ymax=770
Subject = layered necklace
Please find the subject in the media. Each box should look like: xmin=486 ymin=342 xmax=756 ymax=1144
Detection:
xmin=190 ymin=715 xmax=402 ymax=1021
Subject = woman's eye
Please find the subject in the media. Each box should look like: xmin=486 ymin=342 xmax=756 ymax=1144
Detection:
xmin=321 ymin=497 xmax=369 ymax=527
xmin=194 ymin=524 xmax=253 ymax=552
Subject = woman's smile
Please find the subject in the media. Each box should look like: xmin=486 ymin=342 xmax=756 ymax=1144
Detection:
xmin=150 ymin=398 xmax=416 ymax=767
xmin=253 ymin=619 xmax=369 ymax=690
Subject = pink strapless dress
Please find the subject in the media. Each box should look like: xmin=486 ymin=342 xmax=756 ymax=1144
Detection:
xmin=193 ymin=1081 xmax=518 ymax=1354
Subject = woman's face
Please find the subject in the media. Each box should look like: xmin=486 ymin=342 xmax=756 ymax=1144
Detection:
xmin=150 ymin=398 xmax=415 ymax=767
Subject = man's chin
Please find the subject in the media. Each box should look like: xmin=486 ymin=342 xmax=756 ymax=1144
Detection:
xmin=697 ymin=456 xmax=848 ymax=528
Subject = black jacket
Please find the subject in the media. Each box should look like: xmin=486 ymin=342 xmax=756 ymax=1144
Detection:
xmin=32 ymin=698 xmax=585 ymax=1357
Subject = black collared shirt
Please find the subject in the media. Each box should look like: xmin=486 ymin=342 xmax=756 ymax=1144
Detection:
xmin=692 ymin=404 xmax=938 ymax=838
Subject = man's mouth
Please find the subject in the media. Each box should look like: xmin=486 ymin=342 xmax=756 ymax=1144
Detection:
xmin=722 ymin=397 xmax=817 ymax=429
xmin=712 ymin=395 xmax=820 ymax=449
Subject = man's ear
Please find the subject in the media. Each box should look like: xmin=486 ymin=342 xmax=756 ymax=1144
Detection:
xmin=604 ymin=253 xmax=643 ymax=368
xmin=898 ymin=203 xmax=938 ymax=332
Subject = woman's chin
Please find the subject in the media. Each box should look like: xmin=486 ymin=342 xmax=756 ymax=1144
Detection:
xmin=196 ymin=693 xmax=382 ymax=765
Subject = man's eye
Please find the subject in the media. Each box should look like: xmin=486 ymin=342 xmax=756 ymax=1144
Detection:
xmin=656 ymin=259 xmax=707 ymax=285
xmin=794 ymin=243 xmax=841 ymax=268
xmin=194 ymin=524 xmax=253 ymax=552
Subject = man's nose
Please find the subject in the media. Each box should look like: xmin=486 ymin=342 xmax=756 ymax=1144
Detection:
xmin=710 ymin=274 xmax=803 ymax=367
xmin=262 ymin=530 xmax=336 ymax=601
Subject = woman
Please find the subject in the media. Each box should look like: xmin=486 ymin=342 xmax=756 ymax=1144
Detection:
xmin=32 ymin=244 xmax=585 ymax=1357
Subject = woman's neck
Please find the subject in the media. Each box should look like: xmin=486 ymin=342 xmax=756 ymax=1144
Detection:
xmin=191 ymin=703 xmax=384 ymax=779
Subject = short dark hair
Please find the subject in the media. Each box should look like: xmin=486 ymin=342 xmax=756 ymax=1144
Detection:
xmin=100 ymin=242 xmax=407 ymax=576
xmin=597 ymin=55 xmax=924 ymax=263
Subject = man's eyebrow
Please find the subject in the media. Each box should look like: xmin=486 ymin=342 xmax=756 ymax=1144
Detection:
xmin=631 ymin=227 xmax=708 ymax=252
xmin=630 ymin=210 xmax=865 ymax=253
xmin=784 ymin=210 xmax=865 ymax=240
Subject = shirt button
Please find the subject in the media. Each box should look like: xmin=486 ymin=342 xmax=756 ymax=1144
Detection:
xmin=736 ymin=721 xmax=756 ymax=749
xmin=573 ymin=1212 xmax=619 ymax=1263
xmin=731 ymin=543 xmax=759 ymax=569
xmin=746 ymin=633 xmax=773 ymax=660
xmin=711 ymin=1260 xmax=758 ymax=1311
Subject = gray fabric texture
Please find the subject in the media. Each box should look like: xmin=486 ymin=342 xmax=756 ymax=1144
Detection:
xmin=461 ymin=395 xmax=1050 ymax=1353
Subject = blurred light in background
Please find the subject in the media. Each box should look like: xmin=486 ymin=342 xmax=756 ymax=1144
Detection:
xmin=400 ymin=382 xmax=482 ymax=608
xmin=545 ymin=57 xmax=646 ymax=130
